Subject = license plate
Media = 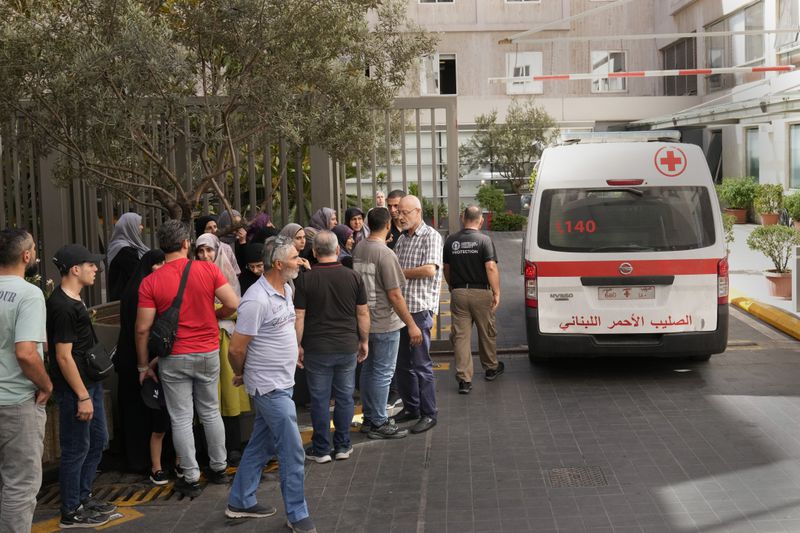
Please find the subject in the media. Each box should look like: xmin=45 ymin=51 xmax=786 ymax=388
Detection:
xmin=598 ymin=286 xmax=655 ymax=300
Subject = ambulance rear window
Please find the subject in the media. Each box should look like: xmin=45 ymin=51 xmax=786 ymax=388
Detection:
xmin=537 ymin=186 xmax=716 ymax=252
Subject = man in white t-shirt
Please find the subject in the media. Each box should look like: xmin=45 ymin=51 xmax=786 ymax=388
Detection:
xmin=0 ymin=229 xmax=52 ymax=532
xmin=225 ymin=236 xmax=316 ymax=533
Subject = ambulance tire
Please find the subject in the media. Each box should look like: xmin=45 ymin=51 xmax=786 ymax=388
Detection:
xmin=688 ymin=353 xmax=712 ymax=362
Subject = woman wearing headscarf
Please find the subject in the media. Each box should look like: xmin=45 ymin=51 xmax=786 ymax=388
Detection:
xmin=107 ymin=212 xmax=150 ymax=301
xmin=309 ymin=207 xmax=337 ymax=231
xmin=194 ymin=214 xmax=218 ymax=238
xmin=279 ymin=223 xmax=312 ymax=272
xmin=194 ymin=233 xmax=249 ymax=464
xmin=238 ymin=243 xmax=264 ymax=296
xmin=301 ymin=226 xmax=318 ymax=265
xmin=345 ymin=207 xmax=369 ymax=245
xmin=331 ymin=224 xmax=355 ymax=269
xmin=115 ymin=249 xmax=170 ymax=478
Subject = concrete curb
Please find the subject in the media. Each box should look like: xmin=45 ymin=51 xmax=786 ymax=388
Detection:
xmin=730 ymin=288 xmax=800 ymax=341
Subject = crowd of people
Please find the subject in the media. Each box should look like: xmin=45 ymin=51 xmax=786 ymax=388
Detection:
xmin=0 ymin=189 xmax=503 ymax=532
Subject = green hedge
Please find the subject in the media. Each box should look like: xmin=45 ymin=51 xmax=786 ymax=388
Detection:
xmin=491 ymin=213 xmax=527 ymax=231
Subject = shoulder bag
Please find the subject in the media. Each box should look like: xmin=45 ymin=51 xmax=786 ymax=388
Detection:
xmin=147 ymin=260 xmax=192 ymax=359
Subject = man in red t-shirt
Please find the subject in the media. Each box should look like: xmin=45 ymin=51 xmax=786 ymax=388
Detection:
xmin=135 ymin=220 xmax=239 ymax=498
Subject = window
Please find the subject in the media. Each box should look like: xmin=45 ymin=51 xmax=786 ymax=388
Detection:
xmin=506 ymin=52 xmax=543 ymax=95
xmin=537 ymin=187 xmax=716 ymax=252
xmin=438 ymin=54 xmax=457 ymax=95
xmin=791 ymin=124 xmax=800 ymax=188
xmin=591 ymin=51 xmax=626 ymax=93
xmin=705 ymin=2 xmax=764 ymax=92
xmin=746 ymin=128 xmax=760 ymax=181
xmin=662 ymin=38 xmax=697 ymax=96
xmin=419 ymin=53 xmax=456 ymax=95
xmin=776 ymin=0 xmax=799 ymax=50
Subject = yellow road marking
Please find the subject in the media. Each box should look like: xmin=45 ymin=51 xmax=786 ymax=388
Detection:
xmin=433 ymin=362 xmax=450 ymax=371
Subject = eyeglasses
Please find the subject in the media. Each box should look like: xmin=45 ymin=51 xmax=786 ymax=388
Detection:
xmin=266 ymin=235 xmax=293 ymax=265
xmin=398 ymin=208 xmax=419 ymax=216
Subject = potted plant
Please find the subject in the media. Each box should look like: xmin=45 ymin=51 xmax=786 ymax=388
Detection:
xmin=746 ymin=225 xmax=800 ymax=299
xmin=475 ymin=184 xmax=505 ymax=229
xmin=722 ymin=212 xmax=736 ymax=255
xmin=785 ymin=190 xmax=800 ymax=231
xmin=754 ymin=183 xmax=784 ymax=226
xmin=716 ymin=177 xmax=759 ymax=224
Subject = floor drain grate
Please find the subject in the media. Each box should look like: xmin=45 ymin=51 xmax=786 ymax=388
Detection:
xmin=543 ymin=466 xmax=608 ymax=488
xmin=37 ymin=482 xmax=187 ymax=507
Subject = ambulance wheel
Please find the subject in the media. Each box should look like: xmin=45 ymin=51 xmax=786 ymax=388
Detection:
xmin=689 ymin=353 xmax=712 ymax=362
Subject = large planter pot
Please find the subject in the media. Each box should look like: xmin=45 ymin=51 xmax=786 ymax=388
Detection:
xmin=760 ymin=213 xmax=780 ymax=226
xmin=764 ymin=270 xmax=793 ymax=299
xmin=724 ymin=208 xmax=748 ymax=224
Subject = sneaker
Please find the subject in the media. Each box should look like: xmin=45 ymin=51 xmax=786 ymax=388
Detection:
xmin=304 ymin=446 xmax=332 ymax=464
xmin=81 ymin=496 xmax=116 ymax=514
xmin=175 ymin=465 xmax=184 ymax=479
xmin=225 ymin=503 xmax=278 ymax=519
xmin=206 ymin=468 xmax=231 ymax=484
xmin=287 ymin=517 xmax=318 ymax=533
xmin=359 ymin=419 xmax=374 ymax=434
xmin=368 ymin=420 xmax=409 ymax=440
xmin=485 ymin=361 xmax=505 ymax=381
xmin=59 ymin=507 xmax=110 ymax=529
xmin=393 ymin=409 xmax=420 ymax=423
xmin=150 ymin=470 xmax=168 ymax=486
xmin=334 ymin=446 xmax=353 ymax=460
xmin=458 ymin=380 xmax=472 ymax=394
xmin=174 ymin=477 xmax=202 ymax=499
xmin=227 ymin=450 xmax=242 ymax=467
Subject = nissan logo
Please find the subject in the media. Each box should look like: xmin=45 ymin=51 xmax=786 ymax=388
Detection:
xmin=619 ymin=262 xmax=634 ymax=276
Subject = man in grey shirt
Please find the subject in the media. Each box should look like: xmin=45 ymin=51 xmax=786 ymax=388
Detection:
xmin=353 ymin=208 xmax=422 ymax=439
xmin=0 ymin=229 xmax=52 ymax=532
xmin=226 ymin=236 xmax=316 ymax=533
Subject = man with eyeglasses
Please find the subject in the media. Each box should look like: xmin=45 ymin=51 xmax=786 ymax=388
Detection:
xmin=225 ymin=236 xmax=316 ymax=533
xmin=392 ymin=195 xmax=443 ymax=434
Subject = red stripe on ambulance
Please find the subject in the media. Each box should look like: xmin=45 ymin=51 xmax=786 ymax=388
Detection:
xmin=535 ymin=259 xmax=720 ymax=278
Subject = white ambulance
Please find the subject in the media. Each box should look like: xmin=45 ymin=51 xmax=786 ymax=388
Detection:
xmin=523 ymin=132 xmax=728 ymax=362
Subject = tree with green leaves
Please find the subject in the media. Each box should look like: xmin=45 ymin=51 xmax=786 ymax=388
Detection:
xmin=459 ymin=100 xmax=559 ymax=194
xmin=0 ymin=0 xmax=436 ymax=221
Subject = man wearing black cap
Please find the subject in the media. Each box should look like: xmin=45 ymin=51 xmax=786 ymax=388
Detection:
xmin=47 ymin=244 xmax=116 ymax=528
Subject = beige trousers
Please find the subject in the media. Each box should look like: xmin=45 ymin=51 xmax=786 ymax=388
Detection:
xmin=450 ymin=288 xmax=498 ymax=383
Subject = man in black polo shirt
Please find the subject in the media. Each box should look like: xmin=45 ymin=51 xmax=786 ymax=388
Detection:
xmin=294 ymin=231 xmax=369 ymax=463
xmin=443 ymin=205 xmax=503 ymax=394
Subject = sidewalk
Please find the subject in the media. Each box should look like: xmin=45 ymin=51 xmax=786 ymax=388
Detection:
xmin=728 ymin=223 xmax=800 ymax=339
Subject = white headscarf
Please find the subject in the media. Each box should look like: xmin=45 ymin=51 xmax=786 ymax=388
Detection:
xmin=195 ymin=233 xmax=241 ymax=297
xmin=107 ymin=212 xmax=149 ymax=264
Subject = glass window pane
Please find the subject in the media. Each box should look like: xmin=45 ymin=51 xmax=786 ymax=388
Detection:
xmin=792 ymin=125 xmax=800 ymax=188
xmin=745 ymin=2 xmax=764 ymax=62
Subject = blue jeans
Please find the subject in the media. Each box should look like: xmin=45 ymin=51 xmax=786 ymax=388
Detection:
xmin=58 ymin=383 xmax=108 ymax=515
xmin=0 ymin=399 xmax=46 ymax=532
xmin=304 ymin=353 xmax=357 ymax=453
xmin=228 ymin=388 xmax=308 ymax=523
xmin=397 ymin=310 xmax=437 ymax=418
xmin=360 ymin=330 xmax=401 ymax=426
xmin=159 ymin=351 xmax=227 ymax=483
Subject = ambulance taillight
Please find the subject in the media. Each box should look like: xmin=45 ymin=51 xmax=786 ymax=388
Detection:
xmin=524 ymin=261 xmax=538 ymax=308
xmin=717 ymin=257 xmax=729 ymax=304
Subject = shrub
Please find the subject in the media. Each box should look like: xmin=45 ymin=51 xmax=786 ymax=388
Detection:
xmin=491 ymin=212 xmax=527 ymax=231
xmin=746 ymin=224 xmax=800 ymax=273
xmin=408 ymin=183 xmax=448 ymax=221
xmin=475 ymin=184 xmax=505 ymax=213
xmin=716 ymin=177 xmax=759 ymax=209
xmin=722 ymin=213 xmax=735 ymax=253
xmin=754 ymin=183 xmax=784 ymax=214
xmin=785 ymin=191 xmax=800 ymax=221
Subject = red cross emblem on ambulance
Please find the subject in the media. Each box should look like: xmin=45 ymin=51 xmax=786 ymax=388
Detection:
xmin=654 ymin=146 xmax=687 ymax=177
